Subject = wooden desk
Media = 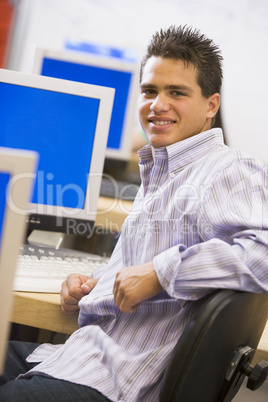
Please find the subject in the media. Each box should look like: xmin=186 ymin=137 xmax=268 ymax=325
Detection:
xmin=11 ymin=292 xmax=268 ymax=369
xmin=95 ymin=151 xmax=139 ymax=231
xmin=11 ymin=197 xmax=133 ymax=334
xmin=11 ymin=292 xmax=79 ymax=335
xmin=96 ymin=196 xmax=133 ymax=231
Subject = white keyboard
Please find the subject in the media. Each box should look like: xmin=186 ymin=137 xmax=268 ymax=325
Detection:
xmin=13 ymin=244 xmax=109 ymax=293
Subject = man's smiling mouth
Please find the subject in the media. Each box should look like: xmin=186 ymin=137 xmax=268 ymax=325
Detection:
xmin=152 ymin=120 xmax=175 ymax=125
xmin=148 ymin=117 xmax=176 ymax=126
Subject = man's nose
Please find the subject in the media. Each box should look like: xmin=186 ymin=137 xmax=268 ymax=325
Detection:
xmin=150 ymin=94 xmax=170 ymax=113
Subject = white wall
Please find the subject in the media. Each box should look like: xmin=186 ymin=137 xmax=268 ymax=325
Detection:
xmin=7 ymin=0 xmax=268 ymax=163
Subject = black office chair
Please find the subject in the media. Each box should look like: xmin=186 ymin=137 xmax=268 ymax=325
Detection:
xmin=159 ymin=290 xmax=268 ymax=402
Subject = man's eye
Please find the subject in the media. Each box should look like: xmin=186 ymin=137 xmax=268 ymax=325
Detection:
xmin=143 ymin=89 xmax=157 ymax=96
xmin=171 ymin=91 xmax=186 ymax=97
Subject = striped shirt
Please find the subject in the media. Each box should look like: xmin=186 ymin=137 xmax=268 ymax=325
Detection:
xmin=25 ymin=128 xmax=268 ymax=401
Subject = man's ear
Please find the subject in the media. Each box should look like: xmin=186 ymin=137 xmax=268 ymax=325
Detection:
xmin=207 ymin=93 xmax=221 ymax=119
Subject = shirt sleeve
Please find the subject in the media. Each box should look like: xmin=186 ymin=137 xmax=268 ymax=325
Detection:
xmin=153 ymin=157 xmax=268 ymax=300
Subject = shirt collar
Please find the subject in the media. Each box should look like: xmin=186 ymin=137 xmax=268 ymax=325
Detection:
xmin=137 ymin=128 xmax=224 ymax=173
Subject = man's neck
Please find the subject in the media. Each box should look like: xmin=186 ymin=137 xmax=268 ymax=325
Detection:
xmin=151 ymin=146 xmax=155 ymax=162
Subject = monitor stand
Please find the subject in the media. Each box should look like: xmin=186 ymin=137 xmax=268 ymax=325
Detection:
xmin=25 ymin=228 xmax=117 ymax=258
xmin=27 ymin=230 xmax=64 ymax=249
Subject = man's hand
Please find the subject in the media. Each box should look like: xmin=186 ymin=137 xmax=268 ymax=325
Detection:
xmin=60 ymin=273 xmax=99 ymax=315
xmin=113 ymin=261 xmax=163 ymax=313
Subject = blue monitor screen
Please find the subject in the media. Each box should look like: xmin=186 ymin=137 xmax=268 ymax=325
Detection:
xmin=0 ymin=82 xmax=100 ymax=209
xmin=40 ymin=57 xmax=132 ymax=151
xmin=0 ymin=173 xmax=10 ymax=249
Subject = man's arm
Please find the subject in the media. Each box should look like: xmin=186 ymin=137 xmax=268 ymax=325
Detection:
xmin=61 ymin=274 xmax=99 ymax=314
xmin=113 ymin=261 xmax=163 ymax=313
xmin=153 ymin=159 xmax=268 ymax=300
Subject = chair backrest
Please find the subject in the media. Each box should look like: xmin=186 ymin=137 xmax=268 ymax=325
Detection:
xmin=159 ymin=290 xmax=268 ymax=402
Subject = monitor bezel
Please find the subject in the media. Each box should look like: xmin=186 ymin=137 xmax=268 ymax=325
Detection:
xmin=32 ymin=47 xmax=140 ymax=161
xmin=0 ymin=146 xmax=37 ymax=373
xmin=0 ymin=68 xmax=115 ymax=234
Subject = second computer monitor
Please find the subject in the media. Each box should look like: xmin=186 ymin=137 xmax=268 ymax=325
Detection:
xmin=32 ymin=48 xmax=140 ymax=162
xmin=0 ymin=68 xmax=114 ymax=236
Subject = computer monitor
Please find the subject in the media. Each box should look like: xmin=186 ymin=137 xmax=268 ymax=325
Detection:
xmin=0 ymin=68 xmax=114 ymax=238
xmin=32 ymin=48 xmax=140 ymax=163
xmin=0 ymin=146 xmax=37 ymax=373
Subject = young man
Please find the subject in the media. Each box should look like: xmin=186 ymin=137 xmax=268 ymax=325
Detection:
xmin=1 ymin=25 xmax=268 ymax=401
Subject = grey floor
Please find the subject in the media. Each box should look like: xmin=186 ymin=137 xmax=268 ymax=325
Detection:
xmin=233 ymin=379 xmax=268 ymax=401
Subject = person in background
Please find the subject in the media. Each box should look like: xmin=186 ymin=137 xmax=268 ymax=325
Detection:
xmin=1 ymin=25 xmax=267 ymax=402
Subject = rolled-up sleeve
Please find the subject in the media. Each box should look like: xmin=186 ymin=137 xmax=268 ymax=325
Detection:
xmin=153 ymin=158 xmax=268 ymax=300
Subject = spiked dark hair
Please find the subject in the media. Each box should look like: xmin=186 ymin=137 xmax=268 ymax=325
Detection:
xmin=140 ymin=25 xmax=223 ymax=98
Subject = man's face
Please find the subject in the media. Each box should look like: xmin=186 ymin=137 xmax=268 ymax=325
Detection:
xmin=138 ymin=56 xmax=219 ymax=149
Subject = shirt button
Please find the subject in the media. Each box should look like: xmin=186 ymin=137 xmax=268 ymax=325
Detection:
xmin=169 ymin=172 xmax=175 ymax=178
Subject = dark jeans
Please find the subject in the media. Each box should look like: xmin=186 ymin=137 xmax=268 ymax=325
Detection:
xmin=0 ymin=341 xmax=111 ymax=402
